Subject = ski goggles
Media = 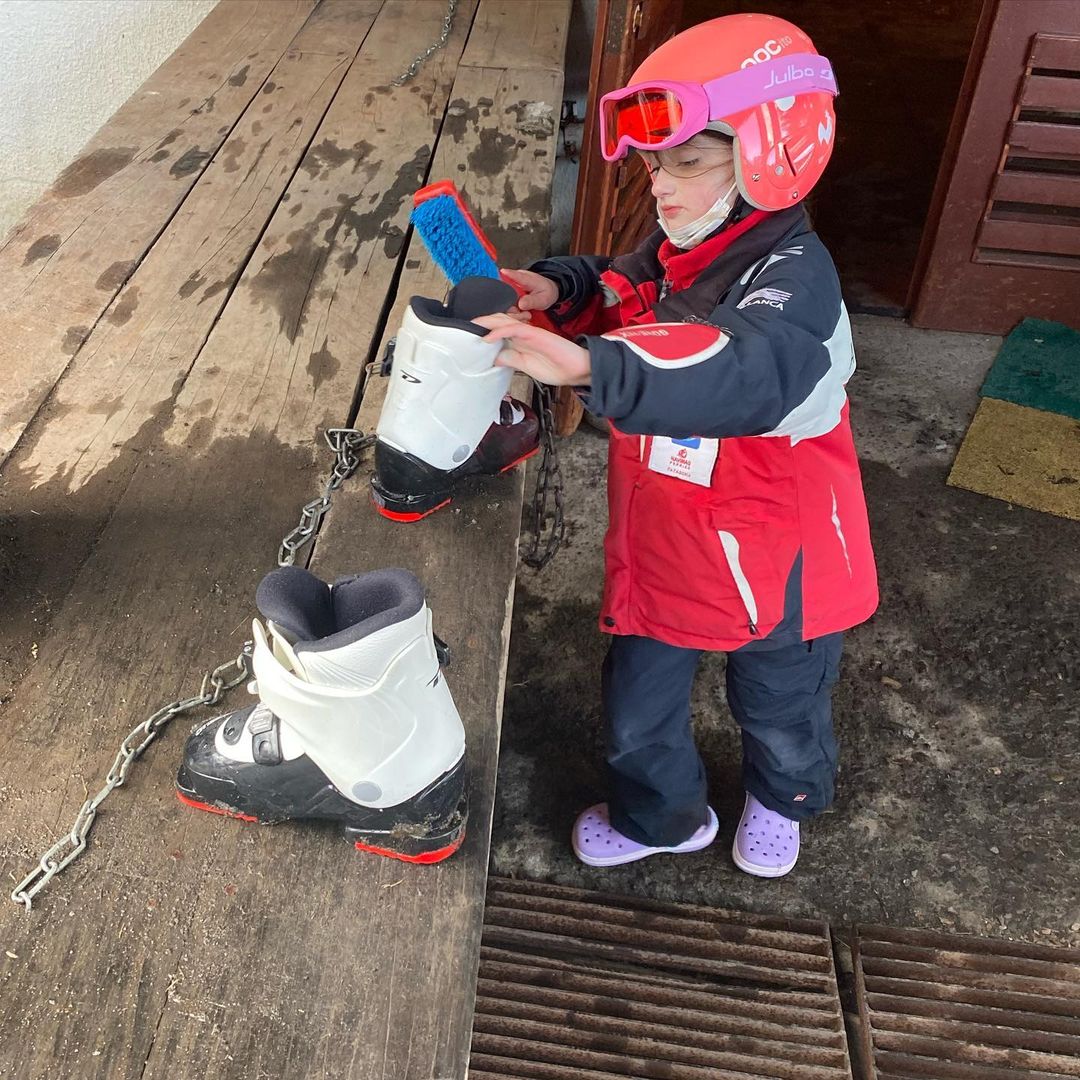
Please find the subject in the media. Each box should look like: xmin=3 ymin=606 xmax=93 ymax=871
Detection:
xmin=599 ymin=52 xmax=837 ymax=162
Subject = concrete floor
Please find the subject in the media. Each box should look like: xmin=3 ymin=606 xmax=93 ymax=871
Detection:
xmin=491 ymin=314 xmax=1080 ymax=949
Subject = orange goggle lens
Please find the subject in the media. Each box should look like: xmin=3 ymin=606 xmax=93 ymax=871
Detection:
xmin=602 ymin=90 xmax=684 ymax=157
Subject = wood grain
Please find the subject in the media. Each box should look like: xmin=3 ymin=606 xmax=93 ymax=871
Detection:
xmin=459 ymin=0 xmax=570 ymax=71
xmin=12 ymin=1 xmax=382 ymax=496
xmin=0 ymin=0 xmax=383 ymax=775
xmin=0 ymin=0 xmax=317 ymax=464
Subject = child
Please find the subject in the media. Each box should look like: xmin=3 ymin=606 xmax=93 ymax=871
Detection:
xmin=475 ymin=13 xmax=878 ymax=878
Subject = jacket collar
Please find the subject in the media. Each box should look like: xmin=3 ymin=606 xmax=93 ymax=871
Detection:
xmin=658 ymin=210 xmax=771 ymax=291
xmin=608 ymin=205 xmax=810 ymax=323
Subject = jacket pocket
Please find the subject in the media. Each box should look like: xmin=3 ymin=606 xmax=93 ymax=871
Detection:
xmin=717 ymin=530 xmax=759 ymax=635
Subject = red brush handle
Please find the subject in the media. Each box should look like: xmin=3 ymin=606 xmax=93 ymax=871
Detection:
xmin=413 ymin=180 xmax=560 ymax=332
xmin=412 ymin=180 xmax=498 ymax=261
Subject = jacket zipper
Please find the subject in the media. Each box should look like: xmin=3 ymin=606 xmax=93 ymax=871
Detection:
xmin=622 ymin=479 xmax=641 ymax=623
xmin=717 ymin=530 xmax=759 ymax=635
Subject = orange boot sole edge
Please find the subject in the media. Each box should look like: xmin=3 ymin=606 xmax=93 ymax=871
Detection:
xmin=176 ymin=790 xmax=464 ymax=864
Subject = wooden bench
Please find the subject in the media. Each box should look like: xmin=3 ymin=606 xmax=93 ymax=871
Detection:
xmin=0 ymin=2 xmax=568 ymax=1077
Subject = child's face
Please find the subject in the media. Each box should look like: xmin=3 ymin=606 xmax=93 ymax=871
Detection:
xmin=641 ymin=136 xmax=737 ymax=230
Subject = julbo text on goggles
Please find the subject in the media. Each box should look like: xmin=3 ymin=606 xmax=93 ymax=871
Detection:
xmin=599 ymin=52 xmax=838 ymax=162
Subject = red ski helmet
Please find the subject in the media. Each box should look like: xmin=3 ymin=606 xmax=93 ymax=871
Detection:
xmin=599 ymin=14 xmax=838 ymax=211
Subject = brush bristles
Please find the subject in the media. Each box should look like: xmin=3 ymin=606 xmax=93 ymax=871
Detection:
xmin=411 ymin=197 xmax=501 ymax=286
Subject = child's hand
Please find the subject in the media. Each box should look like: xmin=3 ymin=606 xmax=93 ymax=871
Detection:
xmin=500 ymin=268 xmax=560 ymax=312
xmin=473 ymin=314 xmax=591 ymax=386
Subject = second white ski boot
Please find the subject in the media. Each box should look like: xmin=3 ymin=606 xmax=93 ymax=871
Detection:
xmin=177 ymin=565 xmax=467 ymax=863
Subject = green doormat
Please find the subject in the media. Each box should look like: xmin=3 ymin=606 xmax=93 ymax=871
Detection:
xmin=948 ymin=398 xmax=1080 ymax=521
xmin=980 ymin=317 xmax=1080 ymax=421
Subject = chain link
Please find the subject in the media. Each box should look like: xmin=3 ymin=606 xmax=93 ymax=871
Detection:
xmin=520 ymin=383 xmax=565 ymax=571
xmin=391 ymin=0 xmax=458 ymax=87
xmin=11 ymin=427 xmax=374 ymax=911
xmin=278 ymin=428 xmax=376 ymax=566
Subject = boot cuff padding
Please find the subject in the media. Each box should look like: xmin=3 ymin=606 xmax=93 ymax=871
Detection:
xmin=255 ymin=566 xmax=425 ymax=653
xmin=410 ymin=275 xmax=517 ymax=334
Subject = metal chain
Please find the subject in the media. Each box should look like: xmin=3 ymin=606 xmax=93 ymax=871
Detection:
xmin=278 ymin=428 xmax=377 ymax=566
xmin=10 ymin=649 xmax=252 ymax=911
xmin=520 ymin=383 xmax=565 ymax=571
xmin=391 ymin=0 xmax=458 ymax=87
xmin=11 ymin=427 xmax=373 ymax=911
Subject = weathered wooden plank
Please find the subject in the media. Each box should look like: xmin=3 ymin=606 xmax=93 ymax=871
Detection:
xmin=459 ymin=0 xmax=570 ymax=71
xmin=128 ymin=12 xmax=567 ymax=1079
xmin=978 ymin=216 xmax=1080 ymax=257
xmin=0 ymin=0 xmax=477 ymax=860
xmin=1020 ymin=73 xmax=1080 ymax=113
xmin=0 ymin=874 xmax=204 ymax=1080
xmin=993 ymin=169 xmax=1080 ymax=207
xmin=0 ymin=441 xmax=350 ymax=1080
xmin=0 ymin=2 xmax=483 ymax=1078
xmin=137 ymin=480 xmax=527 ymax=1080
xmin=0 ymin=0 xmax=382 ymax=746
xmin=0 ymin=0 xmax=317 ymax=465
xmin=0 ymin=2 xmax=568 ymax=1077
xmin=158 ymin=0 xmax=489 ymax=455
xmin=1008 ymin=120 xmax=1080 ymax=159
xmin=14 ymin=0 xmax=382 ymax=494
xmin=417 ymin=65 xmax=564 ymax=294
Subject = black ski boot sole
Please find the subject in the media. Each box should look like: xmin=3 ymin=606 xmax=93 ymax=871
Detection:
xmin=344 ymin=804 xmax=466 ymax=862
xmin=370 ymin=445 xmax=538 ymax=522
xmin=176 ymin=787 xmax=467 ymax=863
xmin=371 ymin=403 xmax=539 ymax=522
xmin=176 ymin=713 xmax=468 ymax=863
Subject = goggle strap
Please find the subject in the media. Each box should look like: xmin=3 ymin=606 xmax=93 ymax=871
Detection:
xmin=600 ymin=52 xmax=837 ymax=161
xmin=701 ymin=52 xmax=837 ymax=117
xmin=603 ymin=51 xmax=837 ymax=129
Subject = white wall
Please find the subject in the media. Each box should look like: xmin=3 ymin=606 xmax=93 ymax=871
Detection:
xmin=0 ymin=0 xmax=219 ymax=239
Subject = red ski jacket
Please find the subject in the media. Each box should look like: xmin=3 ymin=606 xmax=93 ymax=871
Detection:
xmin=530 ymin=206 xmax=878 ymax=651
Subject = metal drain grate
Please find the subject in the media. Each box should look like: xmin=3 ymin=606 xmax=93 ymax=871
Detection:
xmin=853 ymin=924 xmax=1080 ymax=1079
xmin=470 ymin=876 xmax=854 ymax=1080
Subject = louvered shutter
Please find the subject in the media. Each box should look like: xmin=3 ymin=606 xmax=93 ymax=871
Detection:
xmin=912 ymin=0 xmax=1080 ymax=333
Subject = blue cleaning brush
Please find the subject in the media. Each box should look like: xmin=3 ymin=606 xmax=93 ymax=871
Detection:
xmin=410 ymin=180 xmax=500 ymax=285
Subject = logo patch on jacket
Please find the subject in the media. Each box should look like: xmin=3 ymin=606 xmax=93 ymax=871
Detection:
xmin=602 ymin=322 xmax=728 ymax=368
xmin=647 ymin=436 xmax=719 ymax=486
xmin=738 ymin=287 xmax=793 ymax=311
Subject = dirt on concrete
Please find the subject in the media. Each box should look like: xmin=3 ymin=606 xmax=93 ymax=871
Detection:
xmin=490 ymin=314 xmax=1080 ymax=948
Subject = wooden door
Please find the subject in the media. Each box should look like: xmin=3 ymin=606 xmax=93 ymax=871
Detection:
xmin=911 ymin=0 xmax=1080 ymax=334
xmin=557 ymin=0 xmax=683 ymax=432
xmin=570 ymin=0 xmax=684 ymax=258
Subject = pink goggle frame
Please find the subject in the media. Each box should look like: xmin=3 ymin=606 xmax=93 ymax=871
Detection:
xmin=599 ymin=52 xmax=838 ymax=163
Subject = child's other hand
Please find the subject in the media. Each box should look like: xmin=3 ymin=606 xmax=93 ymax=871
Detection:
xmin=473 ymin=314 xmax=591 ymax=386
xmin=500 ymin=268 xmax=560 ymax=312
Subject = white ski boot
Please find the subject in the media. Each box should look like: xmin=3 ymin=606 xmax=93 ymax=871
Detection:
xmin=177 ymin=565 xmax=467 ymax=863
xmin=371 ymin=275 xmax=539 ymax=522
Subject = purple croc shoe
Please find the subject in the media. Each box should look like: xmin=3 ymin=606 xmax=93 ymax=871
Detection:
xmin=732 ymin=792 xmax=800 ymax=878
xmin=572 ymin=803 xmax=719 ymax=867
